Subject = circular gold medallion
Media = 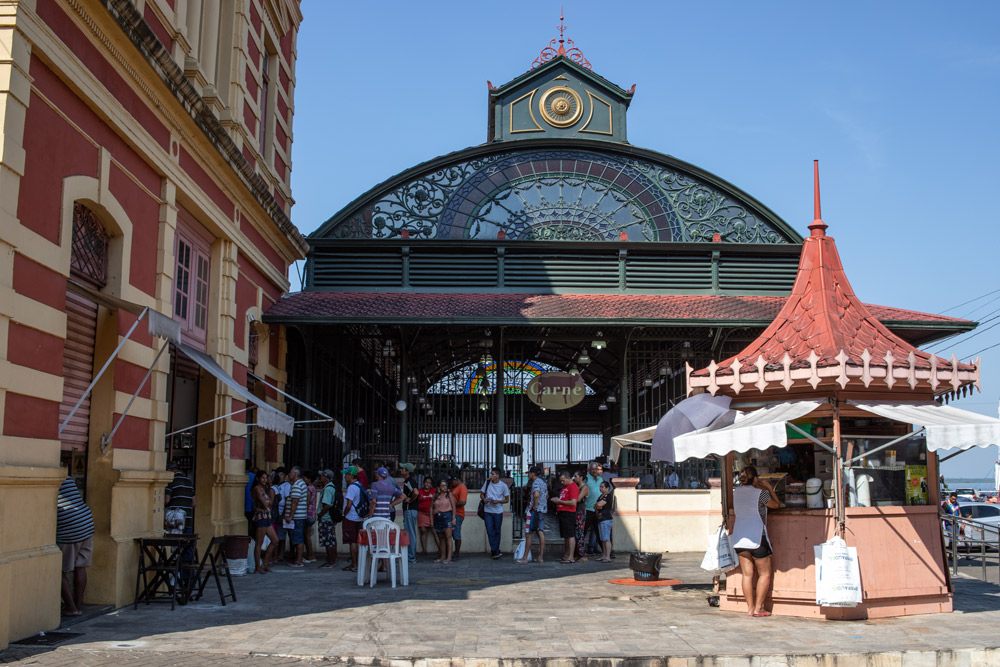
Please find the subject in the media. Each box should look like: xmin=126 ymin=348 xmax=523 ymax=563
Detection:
xmin=539 ymin=86 xmax=583 ymax=128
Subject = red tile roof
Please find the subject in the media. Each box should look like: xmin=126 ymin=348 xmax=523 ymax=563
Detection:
xmin=265 ymin=290 xmax=966 ymax=329
xmin=701 ymin=210 xmax=975 ymax=375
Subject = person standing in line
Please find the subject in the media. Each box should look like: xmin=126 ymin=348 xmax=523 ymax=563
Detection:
xmin=417 ymin=476 xmax=436 ymax=554
xmin=272 ymin=468 xmax=291 ymax=563
xmin=399 ymin=464 xmax=419 ymax=564
xmin=431 ymin=478 xmax=457 ymax=563
xmin=284 ymin=466 xmax=308 ymax=567
xmin=316 ymin=469 xmax=340 ymax=569
xmin=164 ymin=461 xmax=195 ymax=534
xmin=551 ymin=471 xmax=579 ymax=564
xmin=352 ymin=458 xmax=370 ymax=488
xmin=640 ymin=467 xmax=655 ymax=490
xmin=251 ymin=471 xmax=277 ymax=574
xmin=732 ymin=465 xmax=780 ymax=617
xmin=244 ymin=463 xmax=257 ymax=537
xmin=517 ymin=465 xmax=547 ymax=563
xmin=481 ymin=467 xmax=509 ymax=559
xmin=369 ymin=467 xmax=403 ymax=520
xmin=340 ymin=466 xmax=366 ymax=572
xmin=572 ymin=470 xmax=590 ymax=561
xmin=594 ymin=481 xmax=615 ymax=562
xmin=583 ymin=462 xmax=603 ymax=556
xmin=449 ymin=477 xmax=468 ymax=560
xmin=57 ymin=475 xmax=95 ymax=616
xmin=665 ymin=465 xmax=680 ymax=489
xmin=302 ymin=470 xmax=319 ymax=563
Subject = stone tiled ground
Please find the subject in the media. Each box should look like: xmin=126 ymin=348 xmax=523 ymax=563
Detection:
xmin=3 ymin=552 xmax=1000 ymax=665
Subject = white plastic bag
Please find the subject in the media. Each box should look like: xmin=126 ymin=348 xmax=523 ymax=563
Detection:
xmin=814 ymin=536 xmax=862 ymax=607
xmin=701 ymin=525 xmax=738 ymax=573
xmin=513 ymin=539 xmax=532 ymax=561
xmin=261 ymin=534 xmax=271 ymax=551
xmin=246 ymin=538 xmax=256 ymax=572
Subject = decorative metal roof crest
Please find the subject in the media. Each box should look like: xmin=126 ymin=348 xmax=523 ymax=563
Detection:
xmin=532 ymin=9 xmax=591 ymax=70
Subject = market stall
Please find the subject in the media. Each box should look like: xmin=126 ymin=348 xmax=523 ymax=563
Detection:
xmin=675 ymin=166 xmax=1000 ymax=619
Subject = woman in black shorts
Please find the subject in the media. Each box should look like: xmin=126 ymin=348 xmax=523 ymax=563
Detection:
xmin=550 ymin=471 xmax=580 ymax=563
xmin=731 ymin=466 xmax=779 ymax=617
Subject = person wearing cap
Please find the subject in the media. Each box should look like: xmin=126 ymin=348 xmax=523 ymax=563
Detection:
xmin=517 ymin=465 xmax=547 ymax=563
xmin=317 ymin=469 xmax=340 ymax=568
xmin=370 ymin=466 xmax=403 ymax=520
xmin=481 ymin=466 xmax=510 ymax=559
xmin=399 ymin=463 xmax=419 ymax=563
xmin=341 ymin=466 xmax=366 ymax=572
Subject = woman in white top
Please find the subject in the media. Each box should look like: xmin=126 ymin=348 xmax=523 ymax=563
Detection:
xmin=731 ymin=465 xmax=779 ymax=617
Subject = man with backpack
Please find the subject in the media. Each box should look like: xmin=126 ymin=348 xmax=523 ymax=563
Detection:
xmin=341 ymin=465 xmax=369 ymax=573
xmin=317 ymin=469 xmax=341 ymax=568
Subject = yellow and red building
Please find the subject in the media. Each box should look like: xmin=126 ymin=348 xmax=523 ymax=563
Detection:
xmin=0 ymin=0 xmax=305 ymax=646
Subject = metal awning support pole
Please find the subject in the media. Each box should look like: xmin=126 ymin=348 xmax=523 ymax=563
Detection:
xmin=101 ymin=338 xmax=168 ymax=451
xmin=494 ymin=328 xmax=505 ymax=469
xmin=59 ymin=306 xmax=149 ymax=436
xmin=165 ymin=407 xmax=249 ymax=437
xmin=786 ymin=422 xmax=836 ymax=453
xmin=845 ymin=429 xmax=924 ymax=466
xmin=248 ymin=371 xmax=332 ymax=420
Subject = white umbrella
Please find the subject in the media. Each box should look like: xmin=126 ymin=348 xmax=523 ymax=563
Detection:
xmin=651 ymin=394 xmax=733 ymax=462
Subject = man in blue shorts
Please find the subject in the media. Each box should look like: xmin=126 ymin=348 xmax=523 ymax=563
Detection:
xmin=517 ymin=465 xmax=547 ymax=563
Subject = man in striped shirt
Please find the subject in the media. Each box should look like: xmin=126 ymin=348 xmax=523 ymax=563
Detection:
xmin=165 ymin=462 xmax=195 ymax=534
xmin=284 ymin=466 xmax=308 ymax=567
xmin=57 ymin=475 xmax=95 ymax=617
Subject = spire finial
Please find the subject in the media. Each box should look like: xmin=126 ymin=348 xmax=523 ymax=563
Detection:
xmin=531 ymin=9 xmax=592 ymax=70
xmin=808 ymin=159 xmax=828 ymax=237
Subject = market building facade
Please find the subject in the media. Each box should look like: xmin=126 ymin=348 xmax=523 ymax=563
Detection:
xmin=264 ymin=30 xmax=975 ymax=537
xmin=0 ymin=0 xmax=305 ymax=647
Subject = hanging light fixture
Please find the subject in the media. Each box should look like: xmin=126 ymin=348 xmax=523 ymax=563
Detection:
xmin=681 ymin=341 xmax=694 ymax=360
xmin=659 ymin=366 xmax=670 ymax=376
xmin=598 ymin=402 xmax=608 ymax=411
xmin=643 ymin=377 xmax=653 ymax=387
xmin=411 ymin=386 xmax=419 ymax=394
xmin=418 ymin=396 xmax=426 ymax=405
xmin=607 ymin=393 xmax=617 ymax=403
xmin=591 ymin=332 xmax=606 ymax=350
xmin=479 ymin=397 xmax=489 ymax=411
xmin=577 ymin=351 xmax=591 ymax=365
xmin=427 ymin=408 xmax=435 ymax=416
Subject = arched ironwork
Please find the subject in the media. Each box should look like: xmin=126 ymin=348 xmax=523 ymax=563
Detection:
xmin=70 ymin=202 xmax=109 ymax=287
xmin=318 ymin=147 xmax=796 ymax=244
xmin=428 ymin=359 xmax=596 ymax=396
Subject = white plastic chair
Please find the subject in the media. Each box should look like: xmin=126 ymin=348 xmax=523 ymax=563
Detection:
xmin=365 ymin=518 xmax=404 ymax=588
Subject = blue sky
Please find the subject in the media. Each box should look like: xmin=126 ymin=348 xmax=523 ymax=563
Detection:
xmin=288 ymin=1 xmax=1000 ymax=480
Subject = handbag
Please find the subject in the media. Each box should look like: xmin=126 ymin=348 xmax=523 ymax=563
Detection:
xmin=478 ymin=479 xmax=490 ymax=519
xmin=700 ymin=524 xmax=738 ymax=573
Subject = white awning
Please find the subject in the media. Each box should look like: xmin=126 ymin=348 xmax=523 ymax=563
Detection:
xmin=176 ymin=343 xmax=295 ymax=436
xmin=848 ymin=400 xmax=1000 ymax=452
xmin=610 ymin=425 xmax=656 ymax=463
xmin=673 ymin=399 xmax=824 ymax=462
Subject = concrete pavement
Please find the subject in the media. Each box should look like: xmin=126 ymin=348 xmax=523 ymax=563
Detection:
xmin=3 ymin=552 xmax=1000 ymax=665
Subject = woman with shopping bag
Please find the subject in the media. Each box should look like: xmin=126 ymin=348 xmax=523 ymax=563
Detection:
xmin=731 ymin=466 xmax=779 ymax=617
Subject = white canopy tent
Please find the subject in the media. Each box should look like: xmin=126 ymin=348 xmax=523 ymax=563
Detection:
xmin=846 ymin=400 xmax=1000 ymax=452
xmin=672 ymin=399 xmax=826 ymax=462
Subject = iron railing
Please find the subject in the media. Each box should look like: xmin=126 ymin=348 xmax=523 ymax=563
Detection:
xmin=939 ymin=512 xmax=1000 ymax=581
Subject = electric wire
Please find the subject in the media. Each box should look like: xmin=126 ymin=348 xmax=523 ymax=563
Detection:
xmin=938 ymin=288 xmax=1000 ymax=315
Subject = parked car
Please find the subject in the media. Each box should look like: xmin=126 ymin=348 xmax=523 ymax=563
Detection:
xmin=943 ymin=501 xmax=1000 ymax=551
xmin=954 ymin=488 xmax=979 ymax=501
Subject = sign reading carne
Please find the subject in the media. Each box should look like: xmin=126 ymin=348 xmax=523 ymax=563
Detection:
xmin=525 ymin=372 xmax=586 ymax=410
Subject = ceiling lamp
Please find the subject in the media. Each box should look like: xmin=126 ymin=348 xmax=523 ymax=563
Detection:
xmin=598 ymin=402 xmax=608 ymax=411
xmin=427 ymin=408 xmax=435 ymax=416
xmin=418 ymin=396 xmax=426 ymax=405
xmin=591 ymin=334 xmax=606 ymax=349
xmin=479 ymin=397 xmax=489 ymax=411
xmin=607 ymin=393 xmax=617 ymax=403
xmin=681 ymin=341 xmax=694 ymax=360
xmin=643 ymin=378 xmax=653 ymax=387
xmin=382 ymin=341 xmax=394 ymax=357
xmin=395 ymin=399 xmax=407 ymax=412
xmin=577 ymin=351 xmax=591 ymax=365
xmin=659 ymin=366 xmax=670 ymax=376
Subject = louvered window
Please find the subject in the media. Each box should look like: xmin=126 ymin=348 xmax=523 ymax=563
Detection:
xmin=173 ymin=232 xmax=211 ymax=344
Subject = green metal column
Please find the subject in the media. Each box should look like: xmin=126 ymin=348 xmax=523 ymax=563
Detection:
xmin=399 ymin=338 xmax=408 ymax=465
xmin=494 ymin=329 xmax=505 ymax=470
xmin=619 ymin=345 xmax=629 ymax=474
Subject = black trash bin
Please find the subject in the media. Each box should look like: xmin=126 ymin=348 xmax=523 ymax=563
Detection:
xmin=629 ymin=552 xmax=662 ymax=581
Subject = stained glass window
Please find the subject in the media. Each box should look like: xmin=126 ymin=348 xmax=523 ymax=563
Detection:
xmin=428 ymin=359 xmax=595 ymax=395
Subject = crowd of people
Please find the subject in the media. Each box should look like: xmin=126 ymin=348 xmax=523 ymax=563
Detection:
xmin=237 ymin=458 xmax=619 ymax=572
